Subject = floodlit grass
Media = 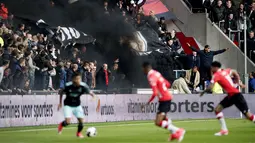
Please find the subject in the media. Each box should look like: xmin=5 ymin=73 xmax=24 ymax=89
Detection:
xmin=0 ymin=119 xmax=254 ymax=143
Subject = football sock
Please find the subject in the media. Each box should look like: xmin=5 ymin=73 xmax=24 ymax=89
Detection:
xmin=77 ymin=122 xmax=84 ymax=133
xmin=249 ymin=114 xmax=255 ymax=122
xmin=159 ymin=120 xmax=179 ymax=134
xmin=216 ymin=112 xmax=228 ymax=130
xmin=61 ymin=121 xmax=69 ymax=127
xmin=167 ymin=124 xmax=179 ymax=134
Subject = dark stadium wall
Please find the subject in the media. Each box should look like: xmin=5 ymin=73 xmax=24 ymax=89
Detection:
xmin=2 ymin=0 xmax=149 ymax=87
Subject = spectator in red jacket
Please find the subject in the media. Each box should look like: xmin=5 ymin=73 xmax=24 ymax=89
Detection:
xmin=0 ymin=3 xmax=8 ymax=20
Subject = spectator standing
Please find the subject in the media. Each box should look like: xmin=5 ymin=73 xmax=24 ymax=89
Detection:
xmin=15 ymin=24 xmax=25 ymax=37
xmin=224 ymin=13 xmax=237 ymax=40
xmin=187 ymin=51 xmax=200 ymax=69
xmin=13 ymin=58 xmax=26 ymax=90
xmin=248 ymin=30 xmax=255 ymax=40
xmin=203 ymin=0 xmax=214 ymax=14
xmin=66 ymin=63 xmax=79 ymax=82
xmin=41 ymin=61 xmax=50 ymax=90
xmin=81 ymin=62 xmax=92 ymax=87
xmin=65 ymin=61 xmax=72 ymax=82
xmin=212 ymin=0 xmax=226 ymax=23
xmin=90 ymin=62 xmax=96 ymax=89
xmin=236 ymin=3 xmax=252 ymax=31
xmin=58 ymin=62 xmax=66 ymax=89
xmin=0 ymin=60 xmax=9 ymax=84
xmin=70 ymin=48 xmax=79 ymax=62
xmin=47 ymin=60 xmax=56 ymax=90
xmin=9 ymin=49 xmax=19 ymax=75
xmin=111 ymin=62 xmax=125 ymax=88
xmin=187 ymin=43 xmax=229 ymax=83
xmin=171 ymin=73 xmax=191 ymax=94
xmin=247 ymin=31 xmax=255 ymax=60
xmin=34 ymin=50 xmax=49 ymax=90
xmin=224 ymin=0 xmax=236 ymax=18
xmin=249 ymin=72 xmax=255 ymax=92
xmin=25 ymin=50 xmax=39 ymax=89
xmin=158 ymin=17 xmax=167 ymax=38
xmin=96 ymin=64 xmax=111 ymax=91
xmin=185 ymin=66 xmax=200 ymax=91
xmin=111 ymin=62 xmax=119 ymax=82
xmin=248 ymin=2 xmax=255 ymax=30
xmin=0 ymin=68 xmax=11 ymax=91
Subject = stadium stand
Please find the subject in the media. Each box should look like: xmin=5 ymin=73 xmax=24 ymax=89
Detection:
xmin=0 ymin=0 xmax=255 ymax=93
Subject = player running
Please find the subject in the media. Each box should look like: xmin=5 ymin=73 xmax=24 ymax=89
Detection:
xmin=142 ymin=62 xmax=186 ymax=142
xmin=200 ymin=61 xmax=255 ymax=136
xmin=57 ymin=72 xmax=100 ymax=138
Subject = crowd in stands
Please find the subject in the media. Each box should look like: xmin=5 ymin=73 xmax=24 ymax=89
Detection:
xmin=0 ymin=0 xmax=199 ymax=94
xmin=202 ymin=0 xmax=255 ymax=93
xmin=0 ymin=2 xmax=134 ymax=94
xmin=0 ymin=0 xmax=187 ymax=94
xmin=203 ymin=0 xmax=255 ymax=60
xmin=182 ymin=0 xmax=255 ymax=93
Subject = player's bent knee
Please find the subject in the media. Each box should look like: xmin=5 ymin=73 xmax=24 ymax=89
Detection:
xmin=65 ymin=119 xmax=71 ymax=124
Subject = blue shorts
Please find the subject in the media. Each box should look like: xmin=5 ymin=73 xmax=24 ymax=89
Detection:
xmin=64 ymin=105 xmax=85 ymax=119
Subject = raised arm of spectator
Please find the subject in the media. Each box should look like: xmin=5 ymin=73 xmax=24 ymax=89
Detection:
xmin=187 ymin=43 xmax=202 ymax=54
xmin=212 ymin=48 xmax=229 ymax=55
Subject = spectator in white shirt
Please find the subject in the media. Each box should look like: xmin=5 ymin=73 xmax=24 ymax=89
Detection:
xmin=0 ymin=60 xmax=9 ymax=84
xmin=171 ymin=73 xmax=192 ymax=94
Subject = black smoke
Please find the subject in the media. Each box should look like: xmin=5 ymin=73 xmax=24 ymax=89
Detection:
xmin=2 ymin=0 xmax=150 ymax=87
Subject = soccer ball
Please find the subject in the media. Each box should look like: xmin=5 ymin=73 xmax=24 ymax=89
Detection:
xmin=86 ymin=127 xmax=97 ymax=137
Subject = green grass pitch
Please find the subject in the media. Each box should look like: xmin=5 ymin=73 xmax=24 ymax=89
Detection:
xmin=0 ymin=119 xmax=254 ymax=143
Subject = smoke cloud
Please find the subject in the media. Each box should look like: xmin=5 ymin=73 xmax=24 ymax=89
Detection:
xmin=3 ymin=0 xmax=148 ymax=87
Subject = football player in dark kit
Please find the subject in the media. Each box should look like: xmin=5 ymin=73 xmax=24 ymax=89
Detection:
xmin=57 ymin=72 xmax=100 ymax=138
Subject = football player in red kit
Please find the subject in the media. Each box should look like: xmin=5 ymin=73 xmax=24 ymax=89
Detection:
xmin=142 ymin=62 xmax=186 ymax=142
xmin=201 ymin=61 xmax=255 ymax=136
